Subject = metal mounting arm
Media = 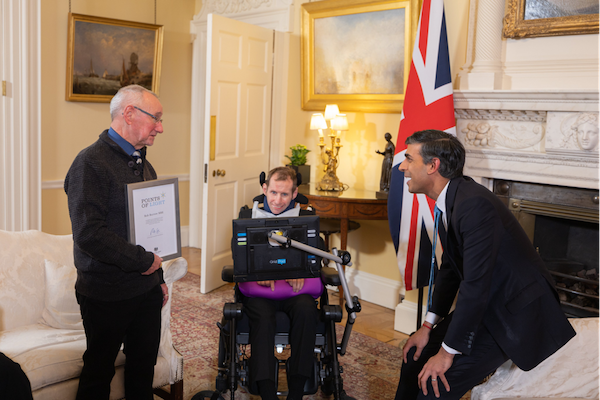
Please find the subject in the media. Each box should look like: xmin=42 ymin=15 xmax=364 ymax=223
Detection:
xmin=267 ymin=231 xmax=359 ymax=355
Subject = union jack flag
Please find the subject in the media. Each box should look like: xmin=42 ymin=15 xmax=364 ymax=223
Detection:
xmin=388 ymin=0 xmax=456 ymax=291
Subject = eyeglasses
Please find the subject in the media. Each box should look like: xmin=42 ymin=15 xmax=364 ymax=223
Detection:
xmin=133 ymin=106 xmax=163 ymax=124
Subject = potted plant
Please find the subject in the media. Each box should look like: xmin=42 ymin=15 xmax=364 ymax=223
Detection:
xmin=286 ymin=144 xmax=311 ymax=184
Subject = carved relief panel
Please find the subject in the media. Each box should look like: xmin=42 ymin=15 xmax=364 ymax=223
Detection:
xmin=546 ymin=112 xmax=599 ymax=157
xmin=455 ymin=109 xmax=546 ymax=152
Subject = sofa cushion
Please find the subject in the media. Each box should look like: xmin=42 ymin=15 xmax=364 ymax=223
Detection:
xmin=0 ymin=230 xmax=74 ymax=331
xmin=41 ymin=259 xmax=83 ymax=330
xmin=0 ymin=324 xmax=125 ymax=392
xmin=471 ymin=317 xmax=599 ymax=400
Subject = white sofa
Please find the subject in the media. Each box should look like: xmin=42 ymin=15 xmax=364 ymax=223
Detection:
xmin=472 ymin=317 xmax=599 ymax=400
xmin=0 ymin=230 xmax=187 ymax=400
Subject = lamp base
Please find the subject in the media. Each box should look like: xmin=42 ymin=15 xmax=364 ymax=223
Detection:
xmin=317 ymin=172 xmax=345 ymax=191
xmin=376 ymin=190 xmax=389 ymax=199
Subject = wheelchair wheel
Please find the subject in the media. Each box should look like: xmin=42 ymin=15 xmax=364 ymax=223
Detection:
xmin=215 ymin=321 xmax=228 ymax=392
xmin=217 ymin=323 xmax=228 ymax=368
xmin=320 ymin=377 xmax=334 ymax=396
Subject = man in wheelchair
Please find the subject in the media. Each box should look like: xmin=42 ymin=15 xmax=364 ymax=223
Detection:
xmin=205 ymin=166 xmax=359 ymax=400
xmin=240 ymin=167 xmax=321 ymax=400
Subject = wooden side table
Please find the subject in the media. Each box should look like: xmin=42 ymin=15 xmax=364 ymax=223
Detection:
xmin=298 ymin=184 xmax=388 ymax=305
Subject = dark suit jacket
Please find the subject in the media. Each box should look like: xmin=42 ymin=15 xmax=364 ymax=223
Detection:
xmin=430 ymin=176 xmax=575 ymax=371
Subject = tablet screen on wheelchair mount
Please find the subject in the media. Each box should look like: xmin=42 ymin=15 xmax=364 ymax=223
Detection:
xmin=232 ymin=215 xmax=321 ymax=282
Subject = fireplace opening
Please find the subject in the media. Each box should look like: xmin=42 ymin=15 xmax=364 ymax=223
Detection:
xmin=493 ymin=180 xmax=599 ymax=318
xmin=533 ymin=215 xmax=598 ymax=317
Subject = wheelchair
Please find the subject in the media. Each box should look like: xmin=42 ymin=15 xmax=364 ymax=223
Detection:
xmin=193 ymin=172 xmax=362 ymax=400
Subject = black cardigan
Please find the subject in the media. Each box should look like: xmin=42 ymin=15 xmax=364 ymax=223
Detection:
xmin=64 ymin=130 xmax=163 ymax=301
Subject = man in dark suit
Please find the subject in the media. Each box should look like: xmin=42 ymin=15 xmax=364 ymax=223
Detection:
xmin=394 ymin=130 xmax=575 ymax=399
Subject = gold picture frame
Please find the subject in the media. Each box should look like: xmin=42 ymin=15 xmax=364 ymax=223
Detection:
xmin=503 ymin=0 xmax=599 ymax=39
xmin=301 ymin=0 xmax=420 ymax=113
xmin=66 ymin=13 xmax=164 ymax=103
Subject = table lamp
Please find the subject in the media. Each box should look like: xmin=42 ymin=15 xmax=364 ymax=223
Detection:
xmin=310 ymin=104 xmax=348 ymax=191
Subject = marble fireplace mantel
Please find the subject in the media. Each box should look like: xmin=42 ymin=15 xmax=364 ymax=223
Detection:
xmin=454 ymin=90 xmax=598 ymax=112
xmin=453 ymin=90 xmax=599 ymax=190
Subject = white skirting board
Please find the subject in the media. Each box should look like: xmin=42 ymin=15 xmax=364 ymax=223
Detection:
xmin=331 ymin=265 xmax=425 ymax=335
xmin=181 ymin=226 xmax=189 ymax=248
xmin=342 ymin=266 xmax=403 ymax=310
xmin=394 ymin=301 xmax=427 ymax=335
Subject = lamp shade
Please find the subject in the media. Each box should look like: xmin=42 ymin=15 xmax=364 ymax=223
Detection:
xmin=324 ymin=104 xmax=340 ymax=120
xmin=310 ymin=113 xmax=327 ymax=130
xmin=330 ymin=114 xmax=348 ymax=131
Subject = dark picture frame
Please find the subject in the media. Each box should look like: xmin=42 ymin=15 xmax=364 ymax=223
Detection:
xmin=126 ymin=178 xmax=181 ymax=261
xmin=66 ymin=13 xmax=164 ymax=102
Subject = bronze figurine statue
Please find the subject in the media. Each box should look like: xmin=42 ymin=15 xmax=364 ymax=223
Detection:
xmin=376 ymin=132 xmax=395 ymax=194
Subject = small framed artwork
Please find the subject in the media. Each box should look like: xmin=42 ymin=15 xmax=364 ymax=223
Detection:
xmin=503 ymin=0 xmax=599 ymax=39
xmin=65 ymin=13 xmax=164 ymax=103
xmin=301 ymin=0 xmax=419 ymax=113
xmin=126 ymin=178 xmax=182 ymax=261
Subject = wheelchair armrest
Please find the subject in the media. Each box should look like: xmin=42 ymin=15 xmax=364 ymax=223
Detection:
xmin=320 ymin=266 xmax=341 ymax=286
xmin=222 ymin=265 xmax=234 ymax=282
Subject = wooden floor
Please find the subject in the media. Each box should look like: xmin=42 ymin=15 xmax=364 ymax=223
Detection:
xmin=180 ymin=247 xmax=410 ymax=348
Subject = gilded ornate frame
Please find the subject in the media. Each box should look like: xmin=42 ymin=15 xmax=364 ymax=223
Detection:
xmin=301 ymin=0 xmax=421 ymax=113
xmin=503 ymin=0 xmax=599 ymax=39
xmin=66 ymin=13 xmax=163 ymax=103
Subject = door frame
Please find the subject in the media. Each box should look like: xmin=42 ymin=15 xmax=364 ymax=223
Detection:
xmin=0 ymin=0 xmax=42 ymax=231
xmin=188 ymin=0 xmax=293 ymax=248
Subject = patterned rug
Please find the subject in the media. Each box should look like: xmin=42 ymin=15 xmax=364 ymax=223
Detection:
xmin=170 ymin=273 xmax=403 ymax=400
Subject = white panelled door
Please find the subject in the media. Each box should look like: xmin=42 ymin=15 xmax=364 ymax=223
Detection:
xmin=200 ymin=14 xmax=273 ymax=293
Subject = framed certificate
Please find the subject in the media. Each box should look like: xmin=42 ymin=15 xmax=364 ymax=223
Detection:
xmin=126 ymin=178 xmax=181 ymax=261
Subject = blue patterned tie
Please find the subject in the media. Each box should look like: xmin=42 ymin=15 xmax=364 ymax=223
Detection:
xmin=427 ymin=205 xmax=442 ymax=312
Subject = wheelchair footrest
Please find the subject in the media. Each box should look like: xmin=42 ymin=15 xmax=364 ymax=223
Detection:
xmin=284 ymin=357 xmax=319 ymax=396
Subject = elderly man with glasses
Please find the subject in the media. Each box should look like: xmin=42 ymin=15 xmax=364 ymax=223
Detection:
xmin=65 ymin=84 xmax=167 ymax=400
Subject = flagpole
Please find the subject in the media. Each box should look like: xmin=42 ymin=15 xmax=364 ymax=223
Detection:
xmin=416 ymin=287 xmax=424 ymax=329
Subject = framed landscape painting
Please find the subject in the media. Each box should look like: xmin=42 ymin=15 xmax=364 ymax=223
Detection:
xmin=65 ymin=13 xmax=164 ymax=102
xmin=301 ymin=0 xmax=419 ymax=113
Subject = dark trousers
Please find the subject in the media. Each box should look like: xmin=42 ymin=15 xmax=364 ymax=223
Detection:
xmin=394 ymin=314 xmax=509 ymax=400
xmin=0 ymin=352 xmax=33 ymax=400
xmin=243 ymin=294 xmax=319 ymax=384
xmin=76 ymin=284 xmax=162 ymax=400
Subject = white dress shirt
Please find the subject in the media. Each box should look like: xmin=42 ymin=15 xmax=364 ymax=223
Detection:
xmin=424 ymin=180 xmax=461 ymax=355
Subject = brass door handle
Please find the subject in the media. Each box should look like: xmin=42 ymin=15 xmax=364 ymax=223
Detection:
xmin=212 ymin=169 xmax=226 ymax=177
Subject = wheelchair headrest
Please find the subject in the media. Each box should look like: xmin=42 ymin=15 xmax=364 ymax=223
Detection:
xmin=258 ymin=171 xmax=308 ymax=204
xmin=260 ymin=170 xmax=303 ymax=186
